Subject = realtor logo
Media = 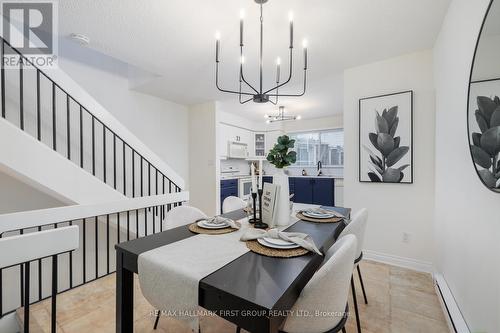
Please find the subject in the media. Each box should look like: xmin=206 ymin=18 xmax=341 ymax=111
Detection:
xmin=1 ymin=0 xmax=58 ymax=68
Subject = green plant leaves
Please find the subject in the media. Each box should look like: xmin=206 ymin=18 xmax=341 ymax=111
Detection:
xmin=267 ymin=135 xmax=296 ymax=169
xmin=386 ymin=146 xmax=409 ymax=167
xmin=470 ymin=145 xmax=492 ymax=169
xmin=375 ymin=112 xmax=389 ymax=134
xmin=377 ymin=133 xmax=395 ymax=156
xmin=480 ymin=126 xmax=500 ymax=157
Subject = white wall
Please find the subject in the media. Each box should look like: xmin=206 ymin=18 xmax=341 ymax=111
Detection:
xmin=343 ymin=50 xmax=436 ymax=268
xmin=189 ymin=102 xmax=218 ymax=216
xmin=433 ymin=0 xmax=499 ymax=332
xmin=0 ymin=171 xmax=64 ymax=214
xmin=58 ymin=43 xmax=189 ymax=186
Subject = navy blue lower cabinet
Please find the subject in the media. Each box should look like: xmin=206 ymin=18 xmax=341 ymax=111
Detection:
xmin=263 ymin=176 xmax=273 ymax=184
xmin=293 ymin=178 xmax=314 ymax=204
xmin=290 ymin=177 xmax=335 ymax=206
xmin=220 ymin=179 xmax=238 ymax=212
xmin=312 ymin=178 xmax=335 ymax=206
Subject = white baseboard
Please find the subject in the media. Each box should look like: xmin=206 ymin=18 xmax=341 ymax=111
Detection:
xmin=433 ymin=273 xmax=470 ymax=333
xmin=363 ymin=250 xmax=433 ymax=273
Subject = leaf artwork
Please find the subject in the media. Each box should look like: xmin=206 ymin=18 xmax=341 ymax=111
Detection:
xmin=366 ymin=106 xmax=410 ymax=183
xmin=266 ymin=135 xmax=296 ymax=169
xmin=470 ymin=96 xmax=500 ymax=190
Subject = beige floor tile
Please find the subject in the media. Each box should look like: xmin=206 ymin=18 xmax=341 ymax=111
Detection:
xmin=18 ymin=261 xmax=450 ymax=333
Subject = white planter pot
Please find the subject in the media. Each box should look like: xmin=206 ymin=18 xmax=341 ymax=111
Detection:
xmin=273 ymin=169 xmax=290 ymax=227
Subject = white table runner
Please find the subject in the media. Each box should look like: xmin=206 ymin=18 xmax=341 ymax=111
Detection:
xmin=138 ymin=212 xmax=303 ymax=331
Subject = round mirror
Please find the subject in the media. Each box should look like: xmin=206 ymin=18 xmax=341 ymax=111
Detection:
xmin=468 ymin=0 xmax=500 ymax=192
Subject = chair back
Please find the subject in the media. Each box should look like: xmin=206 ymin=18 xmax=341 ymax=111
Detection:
xmin=282 ymin=235 xmax=357 ymax=333
xmin=222 ymin=196 xmax=247 ymax=213
xmin=337 ymin=208 xmax=368 ymax=259
xmin=163 ymin=206 xmax=207 ymax=230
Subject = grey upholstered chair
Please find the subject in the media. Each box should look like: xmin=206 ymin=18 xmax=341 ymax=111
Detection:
xmin=336 ymin=208 xmax=369 ymax=333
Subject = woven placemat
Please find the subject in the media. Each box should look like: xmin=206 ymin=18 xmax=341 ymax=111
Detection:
xmin=188 ymin=223 xmax=238 ymax=235
xmin=245 ymin=240 xmax=309 ymax=258
xmin=296 ymin=212 xmax=342 ymax=223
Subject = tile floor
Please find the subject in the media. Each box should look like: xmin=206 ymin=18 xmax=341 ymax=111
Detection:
xmin=19 ymin=260 xmax=450 ymax=333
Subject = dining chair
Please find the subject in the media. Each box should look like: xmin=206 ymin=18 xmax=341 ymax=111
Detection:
xmin=336 ymin=208 xmax=369 ymax=333
xmin=281 ymin=234 xmax=357 ymax=333
xmin=235 ymin=235 xmax=357 ymax=333
xmin=222 ymin=196 xmax=247 ymax=213
xmin=154 ymin=205 xmax=207 ymax=330
xmin=161 ymin=205 xmax=207 ymax=231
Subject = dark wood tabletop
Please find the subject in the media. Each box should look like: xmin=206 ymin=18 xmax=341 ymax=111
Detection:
xmin=115 ymin=206 xmax=350 ymax=333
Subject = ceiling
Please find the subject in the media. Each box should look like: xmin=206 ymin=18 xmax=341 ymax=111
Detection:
xmin=58 ymin=0 xmax=450 ymax=121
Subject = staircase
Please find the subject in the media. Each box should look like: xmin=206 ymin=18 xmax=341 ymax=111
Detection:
xmin=0 ymin=36 xmax=189 ymax=332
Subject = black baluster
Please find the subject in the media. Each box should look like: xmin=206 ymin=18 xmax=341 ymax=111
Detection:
xmin=103 ymin=126 xmax=106 ymax=183
xmin=140 ymin=156 xmax=144 ymax=197
xmin=83 ymin=218 xmax=86 ymax=283
xmin=19 ymin=61 xmax=24 ymax=130
xmin=79 ymin=106 xmax=83 ymax=168
xmin=66 ymin=96 xmax=70 ymax=160
xmin=38 ymin=226 xmax=42 ymax=301
xmin=37 ymin=70 xmax=41 ymax=140
xmin=132 ymin=151 xmax=135 ymax=197
xmin=123 ymin=142 xmax=126 ymax=196
xmin=148 ymin=163 xmax=151 ymax=196
xmin=127 ymin=211 xmax=130 ymax=241
xmin=51 ymin=255 xmax=58 ymax=333
xmin=153 ymin=206 xmax=156 ymax=234
xmin=23 ymin=262 xmax=30 ymax=333
xmin=117 ymin=213 xmax=120 ymax=243
xmin=144 ymin=208 xmax=148 ymax=236
xmin=69 ymin=221 xmax=73 ymax=289
xmin=91 ymin=117 xmax=95 ymax=176
xmin=0 ymin=235 xmax=2 ymax=316
xmin=135 ymin=209 xmax=139 ymax=239
xmin=20 ymin=231 xmax=24 ymax=307
xmin=113 ymin=135 xmax=117 ymax=189
xmin=95 ymin=216 xmax=98 ymax=279
xmin=1 ymin=40 xmax=5 ymax=118
xmin=106 ymin=215 xmax=110 ymax=274
xmin=52 ymin=84 xmax=56 ymax=150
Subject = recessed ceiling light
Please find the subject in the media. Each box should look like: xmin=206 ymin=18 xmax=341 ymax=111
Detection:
xmin=69 ymin=33 xmax=90 ymax=46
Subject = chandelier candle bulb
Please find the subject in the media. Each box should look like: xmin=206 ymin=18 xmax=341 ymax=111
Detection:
xmin=240 ymin=9 xmax=245 ymax=46
xmin=289 ymin=12 xmax=294 ymax=48
xmin=303 ymin=40 xmax=308 ymax=69
xmin=276 ymin=58 xmax=281 ymax=82
xmin=215 ymin=31 xmax=220 ymax=62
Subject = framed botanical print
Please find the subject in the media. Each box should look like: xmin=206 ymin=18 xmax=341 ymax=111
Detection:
xmin=359 ymin=90 xmax=413 ymax=183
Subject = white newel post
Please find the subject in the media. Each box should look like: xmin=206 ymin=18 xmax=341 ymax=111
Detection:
xmin=273 ymin=168 xmax=290 ymax=227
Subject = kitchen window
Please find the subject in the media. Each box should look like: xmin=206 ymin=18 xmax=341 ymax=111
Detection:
xmin=289 ymin=129 xmax=344 ymax=167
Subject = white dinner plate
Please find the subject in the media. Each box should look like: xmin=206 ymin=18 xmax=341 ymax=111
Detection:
xmin=302 ymin=211 xmax=336 ymax=219
xmin=197 ymin=220 xmax=230 ymax=229
xmin=257 ymin=238 xmax=300 ymax=250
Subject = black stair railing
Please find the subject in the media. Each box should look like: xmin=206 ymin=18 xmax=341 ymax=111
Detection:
xmin=0 ymin=36 xmax=182 ymax=200
xmin=0 ymin=195 xmax=186 ymax=322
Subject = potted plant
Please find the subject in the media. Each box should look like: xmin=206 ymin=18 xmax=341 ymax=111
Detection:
xmin=266 ymin=135 xmax=297 ymax=227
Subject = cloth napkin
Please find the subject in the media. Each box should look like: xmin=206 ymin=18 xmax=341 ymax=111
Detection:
xmin=200 ymin=216 xmax=241 ymax=229
xmin=240 ymin=228 xmax=322 ymax=255
xmin=303 ymin=207 xmax=345 ymax=218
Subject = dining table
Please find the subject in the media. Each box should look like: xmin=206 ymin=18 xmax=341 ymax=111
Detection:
xmin=115 ymin=204 xmax=351 ymax=333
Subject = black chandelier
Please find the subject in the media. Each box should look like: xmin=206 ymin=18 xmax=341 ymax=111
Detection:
xmin=215 ymin=0 xmax=308 ymax=105
xmin=265 ymin=106 xmax=301 ymax=123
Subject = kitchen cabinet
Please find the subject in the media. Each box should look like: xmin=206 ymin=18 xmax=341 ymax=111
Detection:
xmin=254 ymin=133 xmax=266 ymax=157
xmin=289 ymin=177 xmax=335 ymax=206
xmin=263 ymin=176 xmax=273 ymax=184
xmin=220 ymin=179 xmax=238 ymax=212
xmin=218 ymin=124 xmax=253 ymax=157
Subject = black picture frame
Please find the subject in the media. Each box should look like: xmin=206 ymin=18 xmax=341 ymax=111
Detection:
xmin=358 ymin=90 xmax=414 ymax=184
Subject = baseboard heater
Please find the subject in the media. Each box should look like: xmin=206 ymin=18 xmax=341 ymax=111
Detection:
xmin=434 ymin=274 xmax=470 ymax=333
